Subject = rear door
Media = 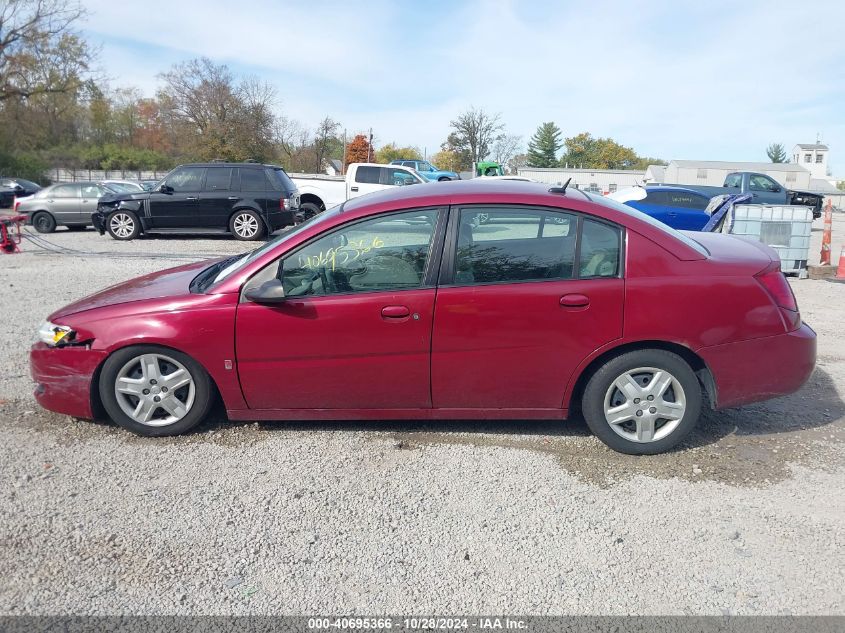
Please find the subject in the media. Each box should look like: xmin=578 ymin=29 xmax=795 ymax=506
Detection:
xmin=149 ymin=166 xmax=205 ymax=228
xmin=431 ymin=206 xmax=624 ymax=410
xmin=198 ymin=166 xmax=234 ymax=228
xmin=46 ymin=184 xmax=81 ymax=225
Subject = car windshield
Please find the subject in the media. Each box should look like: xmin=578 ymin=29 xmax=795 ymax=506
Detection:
xmin=582 ymin=192 xmax=709 ymax=256
xmin=194 ymin=205 xmax=344 ymax=292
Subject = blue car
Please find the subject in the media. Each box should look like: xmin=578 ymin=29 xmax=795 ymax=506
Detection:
xmin=614 ymin=186 xmax=711 ymax=231
xmin=389 ymin=160 xmax=460 ymax=182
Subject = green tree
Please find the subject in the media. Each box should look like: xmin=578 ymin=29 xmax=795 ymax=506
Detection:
xmin=526 ymin=122 xmax=562 ymax=168
xmin=766 ymin=143 xmax=788 ymax=163
xmin=837 ymin=181 xmax=845 ymax=191
xmin=375 ymin=143 xmax=422 ymax=164
xmin=430 ymin=149 xmax=461 ymax=172
xmin=560 ymin=132 xmax=639 ymax=169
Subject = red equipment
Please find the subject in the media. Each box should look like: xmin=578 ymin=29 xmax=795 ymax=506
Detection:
xmin=0 ymin=214 xmax=26 ymax=254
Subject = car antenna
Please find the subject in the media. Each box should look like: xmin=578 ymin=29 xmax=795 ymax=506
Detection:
xmin=548 ymin=177 xmax=571 ymax=194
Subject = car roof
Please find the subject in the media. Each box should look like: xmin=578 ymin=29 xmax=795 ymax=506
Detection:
xmin=179 ymin=162 xmax=279 ymax=169
xmin=646 ymin=185 xmax=708 ymax=195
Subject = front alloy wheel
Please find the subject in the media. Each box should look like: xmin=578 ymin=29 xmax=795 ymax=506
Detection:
xmin=107 ymin=211 xmax=140 ymax=240
xmin=99 ymin=346 xmax=213 ymax=436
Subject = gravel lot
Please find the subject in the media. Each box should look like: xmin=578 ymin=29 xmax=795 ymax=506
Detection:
xmin=1 ymin=219 xmax=844 ymax=615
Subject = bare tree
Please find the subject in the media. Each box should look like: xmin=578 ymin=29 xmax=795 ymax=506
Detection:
xmin=492 ymin=133 xmax=522 ymax=166
xmin=449 ymin=107 xmax=504 ymax=163
xmin=0 ymin=0 xmax=93 ymax=101
xmin=313 ymin=116 xmax=341 ymax=173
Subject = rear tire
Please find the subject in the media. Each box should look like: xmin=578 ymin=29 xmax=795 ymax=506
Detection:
xmin=99 ymin=345 xmax=213 ymax=437
xmin=32 ymin=212 xmax=56 ymax=234
xmin=229 ymin=210 xmax=265 ymax=241
xmin=300 ymin=202 xmax=322 ymax=220
xmin=106 ymin=210 xmax=141 ymax=240
xmin=581 ymin=349 xmax=702 ymax=455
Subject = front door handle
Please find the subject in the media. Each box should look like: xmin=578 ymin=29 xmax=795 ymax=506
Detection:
xmin=228 ymin=196 xmax=238 ymax=200
xmin=186 ymin=196 xmax=199 ymax=201
xmin=381 ymin=305 xmax=410 ymax=319
xmin=560 ymin=294 xmax=590 ymax=308
xmin=350 ymin=186 xmax=359 ymax=192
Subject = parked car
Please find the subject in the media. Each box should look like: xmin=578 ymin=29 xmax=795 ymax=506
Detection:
xmin=0 ymin=177 xmax=42 ymax=198
xmin=92 ymin=162 xmax=300 ymax=241
xmin=16 ymin=182 xmax=121 ymax=232
xmin=0 ymin=186 xmax=15 ymax=209
xmin=608 ymin=186 xmax=711 ymax=230
xmin=31 ymin=180 xmax=815 ymax=455
xmin=292 ymin=162 xmax=425 ymax=219
xmin=389 ymin=159 xmax=460 ymax=182
xmin=102 ymin=180 xmax=145 ymax=193
xmin=139 ymin=180 xmax=160 ymax=191
xmin=665 ymin=172 xmax=823 ymax=219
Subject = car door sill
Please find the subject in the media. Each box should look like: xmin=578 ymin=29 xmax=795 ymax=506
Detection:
xmin=145 ymin=228 xmax=230 ymax=234
xmin=227 ymin=407 xmax=568 ymax=421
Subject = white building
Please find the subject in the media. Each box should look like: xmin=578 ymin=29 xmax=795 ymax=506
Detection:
xmin=792 ymin=143 xmax=828 ymax=180
xmin=517 ymin=167 xmax=645 ymax=194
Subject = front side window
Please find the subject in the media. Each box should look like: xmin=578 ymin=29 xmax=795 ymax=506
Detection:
xmin=204 ymin=168 xmax=232 ymax=191
xmin=455 ymin=208 xmax=577 ymax=284
xmin=384 ymin=168 xmax=419 ymax=186
xmin=749 ymin=175 xmax=777 ymax=191
xmin=166 ymin=167 xmax=205 ymax=192
xmin=724 ymin=174 xmax=742 ymax=188
xmin=51 ymin=184 xmax=79 ymax=198
xmin=279 ymin=209 xmax=439 ymax=296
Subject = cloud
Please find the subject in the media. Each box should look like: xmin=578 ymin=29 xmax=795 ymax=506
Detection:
xmin=80 ymin=0 xmax=845 ymax=175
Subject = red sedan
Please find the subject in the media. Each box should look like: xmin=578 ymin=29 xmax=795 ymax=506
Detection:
xmin=30 ymin=180 xmax=816 ymax=454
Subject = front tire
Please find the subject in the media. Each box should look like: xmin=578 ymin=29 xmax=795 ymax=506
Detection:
xmin=581 ymin=349 xmax=702 ymax=455
xmin=106 ymin=210 xmax=141 ymax=240
xmin=32 ymin=212 xmax=56 ymax=234
xmin=229 ymin=210 xmax=265 ymax=241
xmin=99 ymin=346 xmax=213 ymax=436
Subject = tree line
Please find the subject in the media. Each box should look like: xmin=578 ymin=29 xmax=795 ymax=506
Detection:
xmin=0 ymin=1 xmax=664 ymax=183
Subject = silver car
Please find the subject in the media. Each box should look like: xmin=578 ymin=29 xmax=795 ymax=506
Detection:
xmin=17 ymin=182 xmax=118 ymax=233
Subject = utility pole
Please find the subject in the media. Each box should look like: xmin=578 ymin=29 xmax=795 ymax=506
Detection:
xmin=368 ymin=128 xmax=373 ymax=163
xmin=341 ymin=129 xmax=347 ymax=175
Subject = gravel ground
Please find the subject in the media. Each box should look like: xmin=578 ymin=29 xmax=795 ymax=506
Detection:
xmin=0 ymin=222 xmax=844 ymax=615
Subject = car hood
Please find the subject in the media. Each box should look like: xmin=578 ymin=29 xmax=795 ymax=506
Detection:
xmin=49 ymin=259 xmax=216 ymax=320
xmin=99 ymin=190 xmax=150 ymax=204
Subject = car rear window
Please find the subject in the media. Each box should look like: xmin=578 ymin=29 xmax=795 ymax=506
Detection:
xmin=267 ymin=167 xmax=295 ymax=193
xmin=584 ymin=192 xmax=709 ymax=256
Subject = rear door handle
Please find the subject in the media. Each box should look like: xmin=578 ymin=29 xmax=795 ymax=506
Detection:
xmin=186 ymin=196 xmax=198 ymax=201
xmin=381 ymin=305 xmax=410 ymax=319
xmin=227 ymin=196 xmax=238 ymax=200
xmin=560 ymin=294 xmax=590 ymax=308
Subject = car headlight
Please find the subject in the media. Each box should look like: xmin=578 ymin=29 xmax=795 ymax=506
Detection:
xmin=37 ymin=321 xmax=75 ymax=346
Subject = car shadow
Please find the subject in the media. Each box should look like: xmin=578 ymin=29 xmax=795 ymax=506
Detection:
xmin=197 ymin=367 xmax=844 ymax=453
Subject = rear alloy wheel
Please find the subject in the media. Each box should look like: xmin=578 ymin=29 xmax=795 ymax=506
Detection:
xmin=581 ymin=349 xmax=702 ymax=455
xmin=99 ymin=346 xmax=213 ymax=436
xmin=107 ymin=211 xmax=140 ymax=240
xmin=32 ymin=212 xmax=57 ymax=234
xmin=230 ymin=210 xmax=265 ymax=241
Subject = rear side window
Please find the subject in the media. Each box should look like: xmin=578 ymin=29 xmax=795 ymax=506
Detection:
xmin=455 ymin=208 xmax=577 ymax=284
xmin=267 ymin=168 xmax=295 ymax=192
xmin=204 ymin=168 xmax=232 ymax=191
xmin=667 ymin=192 xmax=709 ymax=210
xmin=579 ymin=219 xmax=621 ymax=278
xmin=643 ymin=191 xmax=668 ymax=205
xmin=355 ymin=166 xmax=380 ymax=184
xmin=51 ymin=184 xmax=79 ymax=198
xmin=240 ymin=168 xmax=267 ymax=192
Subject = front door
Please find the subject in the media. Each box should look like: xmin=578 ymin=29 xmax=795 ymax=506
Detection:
xmin=235 ymin=208 xmax=443 ymax=410
xmin=149 ymin=166 xmax=205 ymax=228
xmin=431 ymin=206 xmax=625 ymax=410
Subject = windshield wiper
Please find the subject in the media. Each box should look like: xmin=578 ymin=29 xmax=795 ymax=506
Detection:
xmin=190 ymin=254 xmax=246 ymax=294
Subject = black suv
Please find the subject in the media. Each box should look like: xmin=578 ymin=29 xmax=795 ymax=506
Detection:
xmin=92 ymin=162 xmax=300 ymax=241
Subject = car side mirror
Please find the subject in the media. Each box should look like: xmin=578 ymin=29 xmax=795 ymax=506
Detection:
xmin=159 ymin=184 xmax=174 ymax=194
xmin=244 ymin=279 xmax=286 ymax=303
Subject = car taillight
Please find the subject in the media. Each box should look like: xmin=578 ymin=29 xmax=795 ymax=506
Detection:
xmin=13 ymin=198 xmax=19 ymax=212
xmin=756 ymin=265 xmax=800 ymax=330
xmin=281 ymin=197 xmax=290 ymax=211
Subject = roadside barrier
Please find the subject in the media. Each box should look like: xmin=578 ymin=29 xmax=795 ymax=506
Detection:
xmin=820 ymin=199 xmax=832 ymax=265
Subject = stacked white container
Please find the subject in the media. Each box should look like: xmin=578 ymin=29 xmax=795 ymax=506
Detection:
xmin=720 ymin=204 xmax=813 ymax=277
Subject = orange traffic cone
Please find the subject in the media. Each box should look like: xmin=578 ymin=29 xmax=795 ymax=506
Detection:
xmin=837 ymin=244 xmax=845 ymax=279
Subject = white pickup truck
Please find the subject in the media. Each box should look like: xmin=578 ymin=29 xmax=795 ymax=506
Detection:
xmin=291 ymin=162 xmax=426 ymax=218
